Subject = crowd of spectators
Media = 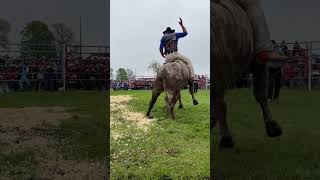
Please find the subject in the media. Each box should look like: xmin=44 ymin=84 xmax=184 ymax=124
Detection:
xmin=0 ymin=55 xmax=62 ymax=93
xmin=65 ymin=53 xmax=109 ymax=90
xmin=110 ymin=81 xmax=129 ymax=90
xmin=276 ymin=40 xmax=309 ymax=86
xmin=233 ymin=40 xmax=320 ymax=89
xmin=129 ymin=80 xmax=153 ymax=90
xmin=110 ymin=74 xmax=210 ymax=91
xmin=194 ymin=74 xmax=209 ymax=89
xmin=0 ymin=50 xmax=110 ymax=93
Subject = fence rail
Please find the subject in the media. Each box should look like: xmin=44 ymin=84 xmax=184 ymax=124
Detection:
xmin=0 ymin=44 xmax=110 ymax=92
xmin=251 ymin=41 xmax=320 ymax=90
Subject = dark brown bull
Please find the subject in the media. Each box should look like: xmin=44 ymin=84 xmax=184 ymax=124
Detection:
xmin=212 ymin=0 xmax=282 ymax=148
xmin=146 ymin=60 xmax=198 ymax=119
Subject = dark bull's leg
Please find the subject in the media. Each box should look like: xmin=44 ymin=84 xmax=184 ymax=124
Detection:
xmin=214 ymin=89 xmax=234 ymax=148
xmin=178 ymin=92 xmax=183 ymax=109
xmin=253 ymin=63 xmax=282 ymax=137
xmin=188 ymin=82 xmax=199 ymax=105
xmin=146 ymin=89 xmax=162 ymax=119
xmin=164 ymin=95 xmax=170 ymax=118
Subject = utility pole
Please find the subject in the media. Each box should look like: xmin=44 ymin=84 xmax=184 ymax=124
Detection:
xmin=79 ymin=16 xmax=82 ymax=57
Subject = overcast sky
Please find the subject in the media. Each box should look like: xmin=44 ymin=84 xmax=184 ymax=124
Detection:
xmin=110 ymin=0 xmax=210 ymax=77
xmin=0 ymin=0 xmax=109 ymax=45
xmin=261 ymin=0 xmax=320 ymax=43
xmin=1 ymin=0 xmax=320 ymax=75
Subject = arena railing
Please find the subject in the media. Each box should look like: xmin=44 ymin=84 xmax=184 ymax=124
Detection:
xmin=0 ymin=43 xmax=63 ymax=91
xmin=269 ymin=41 xmax=320 ymax=90
xmin=64 ymin=44 xmax=110 ymax=90
xmin=0 ymin=43 xmax=110 ymax=92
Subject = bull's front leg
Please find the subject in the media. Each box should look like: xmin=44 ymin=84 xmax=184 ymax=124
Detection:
xmin=253 ymin=63 xmax=282 ymax=137
xmin=146 ymin=89 xmax=162 ymax=119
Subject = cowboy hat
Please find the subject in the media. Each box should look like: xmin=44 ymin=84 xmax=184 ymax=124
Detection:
xmin=163 ymin=27 xmax=175 ymax=34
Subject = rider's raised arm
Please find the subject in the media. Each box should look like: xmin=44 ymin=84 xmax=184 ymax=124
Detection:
xmin=181 ymin=24 xmax=187 ymax=34
xmin=179 ymin=17 xmax=187 ymax=34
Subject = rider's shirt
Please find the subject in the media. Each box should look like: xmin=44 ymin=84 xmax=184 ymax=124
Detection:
xmin=160 ymin=32 xmax=187 ymax=54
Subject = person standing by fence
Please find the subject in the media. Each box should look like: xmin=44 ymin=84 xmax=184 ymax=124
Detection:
xmin=268 ymin=40 xmax=284 ymax=103
xmin=193 ymin=74 xmax=199 ymax=93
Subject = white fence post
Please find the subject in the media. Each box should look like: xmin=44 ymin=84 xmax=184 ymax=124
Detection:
xmin=62 ymin=44 xmax=66 ymax=91
xmin=308 ymin=41 xmax=312 ymax=91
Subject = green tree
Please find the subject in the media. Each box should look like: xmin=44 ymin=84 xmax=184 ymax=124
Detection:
xmin=20 ymin=21 xmax=57 ymax=58
xmin=0 ymin=18 xmax=10 ymax=49
xmin=116 ymin=68 xmax=128 ymax=81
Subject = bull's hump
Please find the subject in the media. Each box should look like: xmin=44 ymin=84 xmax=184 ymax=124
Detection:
xmin=212 ymin=0 xmax=254 ymax=57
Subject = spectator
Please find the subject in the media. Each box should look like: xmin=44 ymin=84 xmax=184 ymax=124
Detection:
xmin=280 ymin=40 xmax=289 ymax=56
xmin=293 ymin=41 xmax=302 ymax=56
xmin=284 ymin=64 xmax=294 ymax=88
xmin=193 ymin=74 xmax=199 ymax=93
xmin=19 ymin=65 xmax=30 ymax=91
xmin=268 ymin=40 xmax=283 ymax=103
xmin=45 ymin=66 xmax=56 ymax=91
xmin=37 ymin=66 xmax=46 ymax=90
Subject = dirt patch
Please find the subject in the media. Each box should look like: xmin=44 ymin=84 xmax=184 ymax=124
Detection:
xmin=0 ymin=107 xmax=104 ymax=180
xmin=111 ymin=95 xmax=152 ymax=129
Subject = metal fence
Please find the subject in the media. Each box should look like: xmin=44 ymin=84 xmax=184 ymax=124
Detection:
xmin=65 ymin=45 xmax=109 ymax=90
xmin=234 ymin=41 xmax=320 ymax=91
xmin=280 ymin=41 xmax=320 ymax=90
xmin=0 ymin=44 xmax=109 ymax=93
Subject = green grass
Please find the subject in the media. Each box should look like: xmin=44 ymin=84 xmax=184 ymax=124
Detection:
xmin=214 ymin=89 xmax=320 ymax=180
xmin=0 ymin=91 xmax=107 ymax=161
xmin=111 ymin=90 xmax=210 ymax=179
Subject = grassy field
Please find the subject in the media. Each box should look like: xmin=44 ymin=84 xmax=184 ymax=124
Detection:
xmin=0 ymin=91 xmax=106 ymax=178
xmin=111 ymin=90 xmax=210 ymax=179
xmin=214 ymin=89 xmax=320 ymax=180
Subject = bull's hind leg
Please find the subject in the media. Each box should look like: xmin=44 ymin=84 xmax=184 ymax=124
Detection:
xmin=214 ymin=88 xmax=234 ymax=148
xmin=253 ymin=63 xmax=282 ymax=137
xmin=165 ymin=92 xmax=179 ymax=119
xmin=146 ymin=89 xmax=162 ymax=119
xmin=188 ymin=82 xmax=199 ymax=105
xmin=164 ymin=94 xmax=170 ymax=118
xmin=178 ymin=92 xmax=184 ymax=109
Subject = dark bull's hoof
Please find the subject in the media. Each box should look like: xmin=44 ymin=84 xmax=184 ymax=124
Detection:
xmin=146 ymin=115 xmax=153 ymax=119
xmin=219 ymin=136 xmax=234 ymax=148
xmin=178 ymin=104 xmax=184 ymax=109
xmin=266 ymin=120 xmax=283 ymax=137
xmin=193 ymin=100 xmax=199 ymax=105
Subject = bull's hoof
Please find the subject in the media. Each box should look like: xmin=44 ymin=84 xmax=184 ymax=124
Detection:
xmin=266 ymin=120 xmax=283 ymax=137
xmin=219 ymin=136 xmax=234 ymax=148
xmin=178 ymin=104 xmax=184 ymax=109
xmin=193 ymin=100 xmax=199 ymax=105
xmin=146 ymin=115 xmax=153 ymax=119
xmin=211 ymin=118 xmax=217 ymax=129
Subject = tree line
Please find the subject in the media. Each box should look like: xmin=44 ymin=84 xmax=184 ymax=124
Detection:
xmin=111 ymin=60 xmax=162 ymax=81
xmin=111 ymin=68 xmax=134 ymax=81
xmin=111 ymin=67 xmax=159 ymax=80
xmin=0 ymin=17 xmax=74 ymax=58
